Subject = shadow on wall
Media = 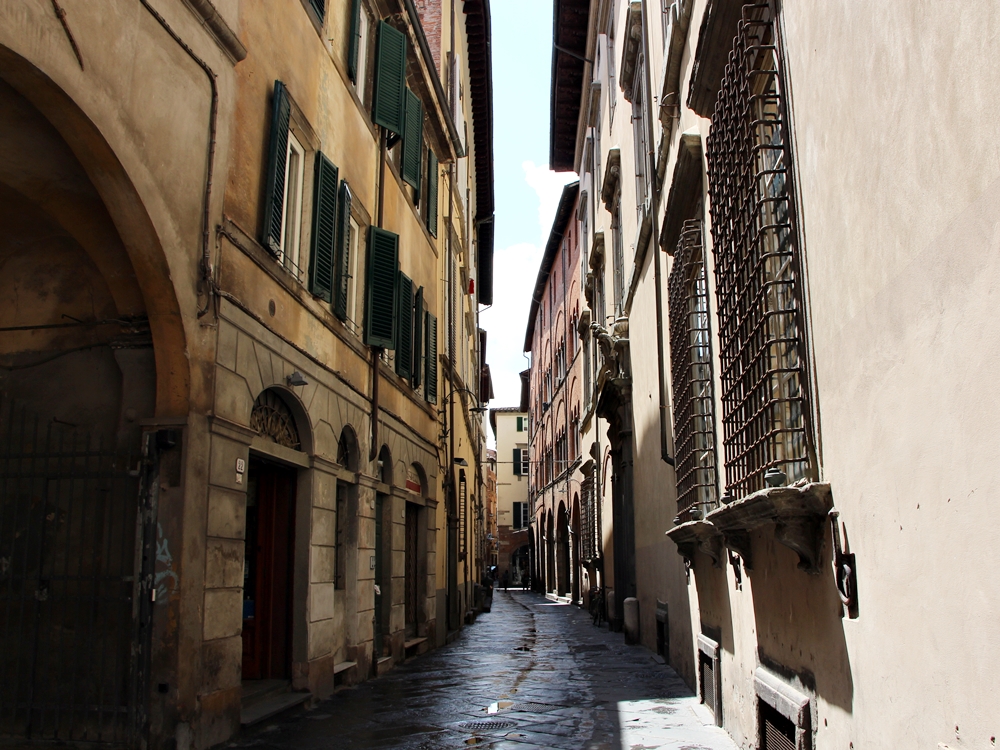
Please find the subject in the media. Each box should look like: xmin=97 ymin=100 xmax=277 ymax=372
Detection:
xmin=747 ymin=523 xmax=855 ymax=714
xmin=633 ymin=418 xmax=697 ymax=691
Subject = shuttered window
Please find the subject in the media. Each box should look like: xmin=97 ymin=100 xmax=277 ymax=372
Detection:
xmin=426 ymin=150 xmax=439 ymax=237
xmin=307 ymin=0 xmax=324 ymax=20
xmin=347 ymin=0 xmax=362 ymax=81
xmin=402 ymin=89 xmax=423 ymax=189
xmin=412 ymin=286 xmax=424 ymax=388
xmin=373 ymin=21 xmax=407 ymax=135
xmin=395 ymin=272 xmax=414 ymax=380
xmin=262 ymin=81 xmax=291 ymax=256
xmin=333 ymin=182 xmax=353 ymax=320
xmin=364 ymin=227 xmax=399 ymax=348
xmin=512 ymin=448 xmax=522 ymax=476
xmin=425 ymin=312 xmax=438 ymax=403
xmin=309 ymin=152 xmax=339 ymax=302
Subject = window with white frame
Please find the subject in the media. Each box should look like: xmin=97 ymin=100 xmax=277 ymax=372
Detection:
xmin=346 ymin=215 xmax=362 ymax=332
xmin=280 ymin=133 xmax=306 ymax=277
xmin=512 ymin=502 xmax=527 ymax=530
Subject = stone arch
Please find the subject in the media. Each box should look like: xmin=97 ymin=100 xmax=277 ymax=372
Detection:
xmin=338 ymin=425 xmax=361 ymax=472
xmin=0 ymin=45 xmax=190 ymax=417
xmin=409 ymin=462 xmax=429 ymax=496
xmin=546 ymin=509 xmax=555 ymax=594
xmin=557 ymin=501 xmax=570 ymax=597
xmin=250 ymin=386 xmax=314 ymax=456
xmin=377 ymin=445 xmax=393 ymax=486
xmin=571 ymin=494 xmax=582 ymax=602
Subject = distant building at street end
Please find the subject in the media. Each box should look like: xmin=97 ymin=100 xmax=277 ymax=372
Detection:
xmin=490 ymin=408 xmax=531 ymax=587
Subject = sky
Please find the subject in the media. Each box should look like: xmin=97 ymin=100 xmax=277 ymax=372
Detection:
xmin=480 ymin=1 xmax=576 ymax=446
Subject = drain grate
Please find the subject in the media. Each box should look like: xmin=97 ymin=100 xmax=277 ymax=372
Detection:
xmin=508 ymin=703 xmax=559 ymax=713
xmin=458 ymin=720 xmax=517 ymax=732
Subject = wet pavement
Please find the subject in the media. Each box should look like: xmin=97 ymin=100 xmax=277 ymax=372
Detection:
xmin=230 ymin=590 xmax=737 ymax=750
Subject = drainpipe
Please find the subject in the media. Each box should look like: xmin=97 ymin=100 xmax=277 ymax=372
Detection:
xmin=640 ymin=0 xmax=674 ymax=466
xmin=369 ymin=129 xmax=388 ymax=462
xmin=137 ymin=0 xmax=219 ymax=320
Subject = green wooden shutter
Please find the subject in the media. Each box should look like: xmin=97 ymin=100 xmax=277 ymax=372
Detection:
xmin=402 ymin=89 xmax=422 ymax=189
xmin=512 ymin=448 xmax=522 ymax=476
xmin=411 ymin=286 xmax=424 ymax=388
xmin=425 ymin=312 xmax=437 ymax=403
xmin=395 ymin=272 xmax=414 ymax=380
xmin=373 ymin=21 xmax=406 ymax=135
xmin=308 ymin=0 xmax=325 ymax=19
xmin=426 ymin=150 xmax=439 ymax=237
xmin=364 ymin=227 xmax=399 ymax=348
xmin=348 ymin=0 xmax=361 ymax=81
xmin=309 ymin=152 xmax=338 ymax=302
xmin=333 ymin=181 xmax=353 ymax=320
xmin=262 ymin=81 xmax=291 ymax=256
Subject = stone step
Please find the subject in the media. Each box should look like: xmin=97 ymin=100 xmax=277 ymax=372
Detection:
xmin=240 ymin=690 xmax=310 ymax=727
xmin=241 ymin=679 xmax=289 ymax=710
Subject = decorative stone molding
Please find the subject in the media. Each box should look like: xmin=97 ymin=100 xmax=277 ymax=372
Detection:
xmin=664 ymin=520 xmax=723 ymax=568
xmin=181 ymin=0 xmax=247 ymax=63
xmin=601 ymin=149 xmax=622 ymax=210
xmin=707 ymin=482 xmax=833 ymax=574
xmin=619 ymin=2 xmax=643 ymax=103
xmin=589 ymin=231 xmax=605 ymax=270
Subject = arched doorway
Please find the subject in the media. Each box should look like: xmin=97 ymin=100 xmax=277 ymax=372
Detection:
xmin=557 ymin=503 xmax=570 ymax=597
xmin=546 ymin=510 xmax=555 ymax=594
xmin=0 ymin=72 xmax=182 ymax=745
xmin=373 ymin=446 xmax=393 ymax=660
xmin=242 ymin=390 xmax=303 ymax=681
xmin=510 ymin=545 xmax=530 ymax=588
xmin=572 ymin=495 xmax=582 ymax=603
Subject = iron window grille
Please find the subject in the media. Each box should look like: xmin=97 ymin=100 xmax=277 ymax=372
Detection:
xmin=706 ymin=2 xmax=816 ymax=498
xmin=667 ymin=219 xmax=719 ymax=516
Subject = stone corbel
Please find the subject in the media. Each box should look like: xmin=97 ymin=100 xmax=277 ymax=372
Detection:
xmin=706 ymin=482 xmax=833 ymax=574
xmin=722 ymin=529 xmax=753 ymax=570
xmin=601 ymin=150 xmax=622 ymax=210
xmin=590 ymin=231 xmax=605 ymax=270
xmin=665 ymin=520 xmax=724 ymax=568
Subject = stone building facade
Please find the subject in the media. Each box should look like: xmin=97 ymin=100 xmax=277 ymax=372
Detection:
xmin=0 ymin=1 xmax=493 ymax=749
xmin=489 ymin=408 xmax=530 ymax=587
xmin=523 ymin=183 xmax=586 ymax=604
xmin=550 ymin=0 xmax=1000 ymax=748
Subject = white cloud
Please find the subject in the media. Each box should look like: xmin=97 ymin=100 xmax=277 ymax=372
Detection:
xmin=481 ymin=163 xmax=577 ymax=447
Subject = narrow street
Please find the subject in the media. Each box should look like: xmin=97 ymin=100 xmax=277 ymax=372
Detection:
xmin=229 ymin=591 xmax=736 ymax=750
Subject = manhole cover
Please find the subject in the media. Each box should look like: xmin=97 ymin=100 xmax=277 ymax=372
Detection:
xmin=458 ymin=720 xmax=517 ymax=732
xmin=508 ymin=703 xmax=559 ymax=713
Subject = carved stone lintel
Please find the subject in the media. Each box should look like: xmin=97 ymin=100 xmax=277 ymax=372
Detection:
xmin=722 ymin=529 xmax=753 ymax=571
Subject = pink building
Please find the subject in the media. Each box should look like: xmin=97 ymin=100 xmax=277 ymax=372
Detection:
xmin=524 ymin=182 xmax=587 ymax=602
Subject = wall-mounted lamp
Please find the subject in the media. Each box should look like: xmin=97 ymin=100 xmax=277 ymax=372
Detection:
xmin=286 ymin=371 xmax=308 ymax=387
xmin=453 ymin=457 xmax=469 ymax=467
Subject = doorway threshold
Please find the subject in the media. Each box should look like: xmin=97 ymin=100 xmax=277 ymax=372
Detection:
xmin=241 ymin=680 xmax=310 ymax=726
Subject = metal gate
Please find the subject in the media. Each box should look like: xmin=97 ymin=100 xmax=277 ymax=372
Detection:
xmin=0 ymin=399 xmax=157 ymax=746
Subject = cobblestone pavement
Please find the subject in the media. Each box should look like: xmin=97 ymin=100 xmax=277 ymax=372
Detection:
xmin=230 ymin=590 xmax=737 ymax=750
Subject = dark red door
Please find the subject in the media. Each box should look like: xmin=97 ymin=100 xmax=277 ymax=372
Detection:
xmin=242 ymin=461 xmax=296 ymax=680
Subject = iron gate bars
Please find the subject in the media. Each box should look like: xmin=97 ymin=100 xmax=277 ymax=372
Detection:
xmin=667 ymin=219 xmax=719 ymax=517
xmin=706 ymin=2 xmax=815 ymax=498
xmin=0 ymin=399 xmax=155 ymax=746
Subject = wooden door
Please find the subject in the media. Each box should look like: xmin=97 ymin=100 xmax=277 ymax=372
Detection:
xmin=242 ymin=461 xmax=295 ymax=680
xmin=404 ymin=503 xmax=419 ymax=637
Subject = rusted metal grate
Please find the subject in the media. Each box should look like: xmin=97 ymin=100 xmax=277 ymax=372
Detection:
xmin=0 ymin=399 xmax=154 ymax=746
xmin=760 ymin=701 xmax=796 ymax=750
xmin=706 ymin=2 xmax=815 ymax=498
xmin=668 ymin=219 xmax=719 ymax=517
